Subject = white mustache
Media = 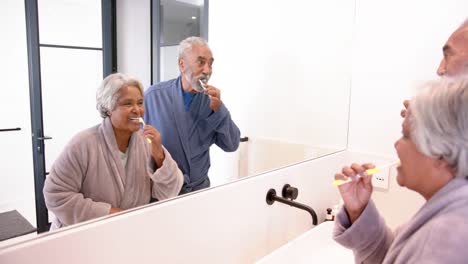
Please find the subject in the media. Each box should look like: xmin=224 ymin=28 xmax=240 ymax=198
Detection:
xmin=199 ymin=75 xmax=210 ymax=83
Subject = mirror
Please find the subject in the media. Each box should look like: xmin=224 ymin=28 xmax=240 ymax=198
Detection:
xmin=119 ymin=0 xmax=354 ymax=187
xmin=1 ymin=0 xmax=353 ymax=239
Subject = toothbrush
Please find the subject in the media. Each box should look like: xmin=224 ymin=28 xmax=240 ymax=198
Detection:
xmin=198 ymin=79 xmax=207 ymax=91
xmin=332 ymin=160 xmax=400 ymax=187
xmin=130 ymin=117 xmax=152 ymax=144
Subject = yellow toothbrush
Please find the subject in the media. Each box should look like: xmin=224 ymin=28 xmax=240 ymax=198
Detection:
xmin=332 ymin=161 xmax=399 ymax=187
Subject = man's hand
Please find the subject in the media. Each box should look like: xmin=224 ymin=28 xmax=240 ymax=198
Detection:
xmin=400 ymin=100 xmax=410 ymax=118
xmin=204 ymin=85 xmax=222 ymax=112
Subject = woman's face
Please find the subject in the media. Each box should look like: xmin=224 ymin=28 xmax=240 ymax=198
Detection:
xmin=109 ymin=85 xmax=144 ymax=133
xmin=394 ymin=116 xmax=435 ymax=191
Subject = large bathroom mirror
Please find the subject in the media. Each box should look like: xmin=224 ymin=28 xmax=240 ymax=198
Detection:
xmin=118 ymin=0 xmax=354 ymax=187
xmin=1 ymin=0 xmax=353 ymax=241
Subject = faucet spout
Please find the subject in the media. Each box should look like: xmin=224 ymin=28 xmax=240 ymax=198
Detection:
xmin=266 ymin=189 xmax=318 ymax=225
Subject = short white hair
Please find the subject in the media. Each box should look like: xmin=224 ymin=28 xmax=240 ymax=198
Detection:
xmin=178 ymin=36 xmax=209 ymax=60
xmin=96 ymin=73 xmax=144 ymax=118
xmin=409 ymin=77 xmax=468 ymax=178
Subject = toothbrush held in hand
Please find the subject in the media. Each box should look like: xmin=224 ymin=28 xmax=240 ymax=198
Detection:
xmin=138 ymin=117 xmax=152 ymax=144
xmin=332 ymin=160 xmax=400 ymax=187
xmin=198 ymin=79 xmax=207 ymax=91
xmin=137 ymin=117 xmax=146 ymax=126
xmin=130 ymin=117 xmax=151 ymax=144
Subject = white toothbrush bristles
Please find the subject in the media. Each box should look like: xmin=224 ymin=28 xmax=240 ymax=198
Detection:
xmin=131 ymin=117 xmax=151 ymax=144
xmin=138 ymin=117 xmax=146 ymax=126
xmin=199 ymin=79 xmax=206 ymax=91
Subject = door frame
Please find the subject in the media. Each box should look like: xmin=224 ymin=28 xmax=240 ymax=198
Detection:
xmin=24 ymin=0 xmax=117 ymax=233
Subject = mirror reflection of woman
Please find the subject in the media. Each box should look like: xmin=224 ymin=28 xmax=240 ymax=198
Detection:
xmin=44 ymin=73 xmax=183 ymax=229
xmin=333 ymin=77 xmax=468 ymax=263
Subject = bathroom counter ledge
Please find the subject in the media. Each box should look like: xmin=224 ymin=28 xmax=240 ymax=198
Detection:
xmin=256 ymin=221 xmax=354 ymax=263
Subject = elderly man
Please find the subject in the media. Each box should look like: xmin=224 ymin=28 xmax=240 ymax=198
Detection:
xmin=437 ymin=19 xmax=468 ymax=76
xmin=437 ymin=18 xmax=468 ymax=76
xmin=144 ymin=36 xmax=240 ymax=194
xmin=402 ymin=18 xmax=468 ymax=117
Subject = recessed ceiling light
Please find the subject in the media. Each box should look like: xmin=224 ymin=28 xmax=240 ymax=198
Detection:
xmin=192 ymin=16 xmax=197 ymax=20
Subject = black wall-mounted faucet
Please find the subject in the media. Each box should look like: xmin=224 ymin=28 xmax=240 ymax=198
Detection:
xmin=282 ymin=184 xmax=299 ymax=200
xmin=266 ymin=186 xmax=318 ymax=226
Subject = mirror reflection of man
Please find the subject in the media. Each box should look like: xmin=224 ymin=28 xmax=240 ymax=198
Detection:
xmin=144 ymin=37 xmax=240 ymax=194
xmin=402 ymin=18 xmax=468 ymax=117
xmin=436 ymin=19 xmax=468 ymax=76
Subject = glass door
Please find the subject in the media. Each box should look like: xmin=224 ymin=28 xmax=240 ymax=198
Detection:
xmin=25 ymin=0 xmax=115 ymax=232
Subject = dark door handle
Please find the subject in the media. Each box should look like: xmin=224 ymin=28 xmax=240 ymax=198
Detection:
xmin=0 ymin=127 xmax=21 ymax=132
xmin=37 ymin=136 xmax=52 ymax=140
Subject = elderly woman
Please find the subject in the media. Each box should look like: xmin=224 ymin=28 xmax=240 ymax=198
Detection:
xmin=333 ymin=77 xmax=468 ymax=263
xmin=44 ymin=73 xmax=183 ymax=229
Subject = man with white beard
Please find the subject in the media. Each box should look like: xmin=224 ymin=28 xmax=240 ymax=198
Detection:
xmin=144 ymin=37 xmax=240 ymax=194
xmin=436 ymin=18 xmax=468 ymax=77
xmin=402 ymin=18 xmax=468 ymax=117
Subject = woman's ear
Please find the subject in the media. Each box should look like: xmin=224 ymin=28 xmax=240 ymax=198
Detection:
xmin=435 ymin=158 xmax=455 ymax=177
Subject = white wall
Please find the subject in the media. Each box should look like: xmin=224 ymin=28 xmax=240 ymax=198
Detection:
xmin=238 ymin=137 xmax=338 ymax=178
xmin=206 ymin=0 xmax=355 ymax=185
xmin=349 ymin=0 xmax=468 ymax=227
xmin=209 ymin=0 xmax=353 ymax=149
xmin=0 ymin=0 xmax=36 ymax=227
xmin=116 ymin=0 xmax=151 ymax=88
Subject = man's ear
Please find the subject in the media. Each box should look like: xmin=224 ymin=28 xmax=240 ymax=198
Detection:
xmin=178 ymin=58 xmax=184 ymax=72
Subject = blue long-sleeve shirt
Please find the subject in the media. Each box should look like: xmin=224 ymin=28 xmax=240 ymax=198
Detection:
xmin=144 ymin=76 xmax=241 ymax=193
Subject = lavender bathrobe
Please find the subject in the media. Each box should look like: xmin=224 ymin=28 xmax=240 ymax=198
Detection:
xmin=43 ymin=118 xmax=183 ymax=229
xmin=333 ymin=178 xmax=468 ymax=263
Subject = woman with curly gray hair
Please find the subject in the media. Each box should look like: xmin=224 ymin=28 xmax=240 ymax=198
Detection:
xmin=44 ymin=73 xmax=183 ymax=229
xmin=333 ymin=77 xmax=468 ymax=263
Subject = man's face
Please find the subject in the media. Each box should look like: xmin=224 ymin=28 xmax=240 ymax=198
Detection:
xmin=179 ymin=44 xmax=214 ymax=92
xmin=437 ymin=27 xmax=468 ymax=76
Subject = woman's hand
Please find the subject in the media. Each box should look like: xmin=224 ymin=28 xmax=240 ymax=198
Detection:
xmin=335 ymin=163 xmax=375 ymax=223
xmin=143 ymin=125 xmax=165 ymax=167
xmin=109 ymin=207 xmax=122 ymax=214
